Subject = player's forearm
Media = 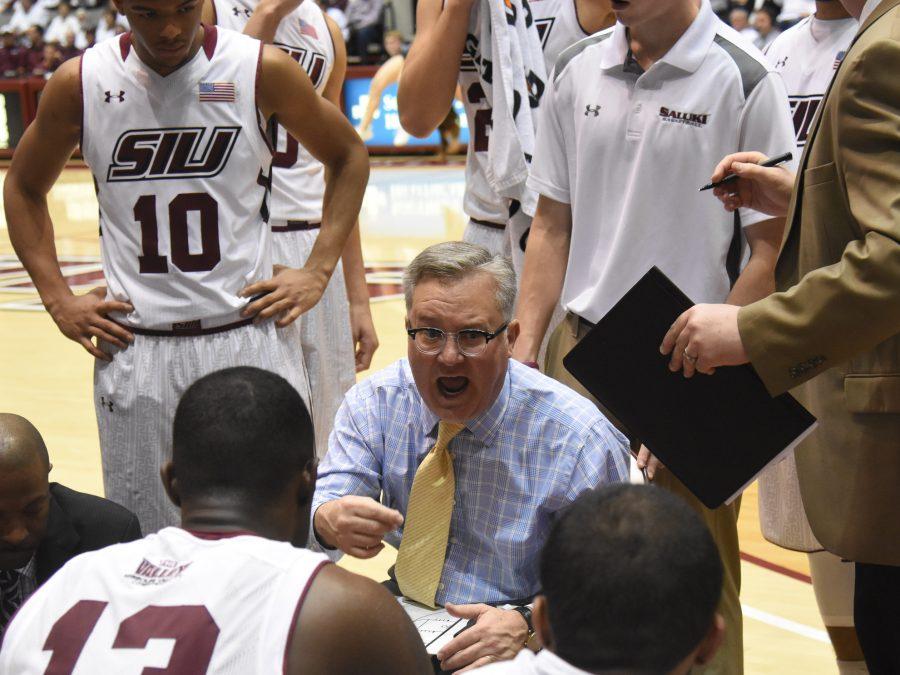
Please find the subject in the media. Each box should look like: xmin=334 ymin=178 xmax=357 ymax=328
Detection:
xmin=303 ymin=149 xmax=370 ymax=284
xmin=340 ymin=223 xmax=370 ymax=308
xmin=513 ymin=215 xmax=570 ymax=362
xmin=397 ymin=1 xmax=472 ymax=137
xmin=726 ymin=218 xmax=783 ymax=306
xmin=727 ymin=255 xmax=776 ymax=306
xmin=4 ymin=184 xmax=72 ymax=311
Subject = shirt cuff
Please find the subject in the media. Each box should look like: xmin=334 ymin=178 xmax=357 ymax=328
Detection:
xmin=526 ymin=175 xmax=571 ymax=205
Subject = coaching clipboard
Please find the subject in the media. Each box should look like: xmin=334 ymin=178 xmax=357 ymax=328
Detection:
xmin=562 ymin=267 xmax=817 ymax=509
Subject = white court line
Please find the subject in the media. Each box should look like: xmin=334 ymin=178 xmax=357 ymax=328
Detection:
xmin=741 ymin=604 xmax=830 ymax=643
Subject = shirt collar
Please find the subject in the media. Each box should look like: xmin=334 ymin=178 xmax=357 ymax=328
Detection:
xmin=533 ymin=650 xmax=597 ymax=674
xmin=16 ymin=555 xmax=36 ymax=581
xmin=600 ymin=0 xmax=716 ymax=75
xmin=414 ymin=361 xmax=513 ymax=449
xmin=859 ymin=0 xmax=882 ymax=25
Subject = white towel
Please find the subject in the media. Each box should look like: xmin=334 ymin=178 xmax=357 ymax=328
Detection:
xmin=479 ymin=0 xmax=547 ymax=217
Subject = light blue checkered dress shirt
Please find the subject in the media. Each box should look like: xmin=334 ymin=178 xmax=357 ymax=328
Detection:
xmin=311 ymin=359 xmax=630 ymax=606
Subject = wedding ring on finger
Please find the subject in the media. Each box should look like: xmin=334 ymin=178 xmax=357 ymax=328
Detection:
xmin=683 ymin=350 xmax=698 ymax=364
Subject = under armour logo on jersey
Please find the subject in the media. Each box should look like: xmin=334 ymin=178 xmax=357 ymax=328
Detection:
xmin=104 ymin=90 xmax=125 ymax=103
xmin=100 ymin=396 xmax=114 ymax=412
xmin=107 ymin=127 xmax=241 ymax=182
xmin=584 ymin=104 xmax=601 ymax=117
xmin=775 ymin=56 xmax=788 ymax=68
xmin=232 ymin=6 xmax=251 ymax=17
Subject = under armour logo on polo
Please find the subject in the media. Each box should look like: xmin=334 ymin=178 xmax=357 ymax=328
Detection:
xmin=775 ymin=56 xmax=788 ymax=68
xmin=584 ymin=104 xmax=601 ymax=117
xmin=104 ymin=90 xmax=125 ymax=103
xmin=100 ymin=396 xmax=114 ymax=412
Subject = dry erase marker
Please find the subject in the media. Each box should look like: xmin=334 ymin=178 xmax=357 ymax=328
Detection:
xmin=698 ymin=152 xmax=793 ymax=192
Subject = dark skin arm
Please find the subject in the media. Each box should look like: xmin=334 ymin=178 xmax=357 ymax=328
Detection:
xmin=3 ymin=57 xmax=135 ymax=361
xmin=240 ymin=45 xmax=370 ymax=326
xmin=288 ymin=564 xmax=432 ymax=674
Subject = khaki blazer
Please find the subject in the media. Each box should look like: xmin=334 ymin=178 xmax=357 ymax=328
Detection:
xmin=738 ymin=0 xmax=900 ymax=564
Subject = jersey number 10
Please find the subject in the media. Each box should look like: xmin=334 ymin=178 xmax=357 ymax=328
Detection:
xmin=134 ymin=193 xmax=221 ymax=274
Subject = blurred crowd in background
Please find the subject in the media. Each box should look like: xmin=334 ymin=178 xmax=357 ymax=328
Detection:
xmin=0 ymin=0 xmax=403 ymax=78
xmin=0 ymin=0 xmax=814 ymax=78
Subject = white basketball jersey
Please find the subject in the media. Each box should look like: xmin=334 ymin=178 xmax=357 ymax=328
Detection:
xmin=765 ymin=15 xmax=857 ymax=148
xmin=81 ymin=29 xmax=273 ymax=330
xmin=0 ymin=528 xmax=330 ymax=674
xmin=214 ymin=0 xmax=335 ymax=221
xmin=458 ymin=0 xmax=585 ymax=225
xmin=530 ymin=0 xmax=589 ymax=73
xmin=458 ymin=3 xmax=512 ymax=226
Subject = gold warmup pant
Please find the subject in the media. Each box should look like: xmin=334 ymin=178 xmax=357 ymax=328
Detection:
xmin=543 ymin=314 xmax=743 ymax=675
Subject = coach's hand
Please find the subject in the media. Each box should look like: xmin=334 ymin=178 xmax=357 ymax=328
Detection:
xmin=660 ymin=304 xmax=748 ymax=376
xmin=350 ymin=302 xmax=379 ymax=372
xmin=314 ymin=496 xmax=403 ymax=558
xmin=48 ymin=286 xmax=134 ymax=361
xmin=710 ymin=151 xmax=795 ymax=218
xmin=239 ymin=265 xmax=328 ymax=327
xmin=437 ymin=604 xmax=527 ymax=673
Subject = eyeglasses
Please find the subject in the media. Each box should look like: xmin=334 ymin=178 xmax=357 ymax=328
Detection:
xmin=407 ymin=323 xmax=509 ymax=357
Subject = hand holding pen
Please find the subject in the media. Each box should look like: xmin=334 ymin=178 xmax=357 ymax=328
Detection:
xmin=703 ymin=151 xmax=796 ymax=218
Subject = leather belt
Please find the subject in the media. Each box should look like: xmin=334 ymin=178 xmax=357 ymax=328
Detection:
xmin=114 ymin=317 xmax=254 ymax=338
xmin=271 ymin=220 xmax=321 ymax=232
xmin=469 ymin=217 xmax=506 ymax=231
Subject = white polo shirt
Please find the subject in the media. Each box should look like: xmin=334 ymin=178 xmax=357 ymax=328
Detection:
xmin=528 ymin=0 xmax=796 ymax=323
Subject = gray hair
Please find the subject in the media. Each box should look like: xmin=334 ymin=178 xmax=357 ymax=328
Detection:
xmin=402 ymin=241 xmax=517 ymax=321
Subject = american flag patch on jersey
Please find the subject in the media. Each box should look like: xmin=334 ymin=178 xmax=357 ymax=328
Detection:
xmin=833 ymin=50 xmax=846 ymax=70
xmin=299 ymin=18 xmax=318 ymax=39
xmin=199 ymin=81 xmax=236 ymax=102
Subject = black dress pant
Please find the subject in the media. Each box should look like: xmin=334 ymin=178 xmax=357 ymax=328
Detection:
xmin=855 ymin=562 xmax=900 ymax=674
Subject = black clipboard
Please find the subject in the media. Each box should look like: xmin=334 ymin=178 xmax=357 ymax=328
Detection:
xmin=563 ymin=267 xmax=817 ymax=509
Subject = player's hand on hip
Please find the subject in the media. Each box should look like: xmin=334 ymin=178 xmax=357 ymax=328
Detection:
xmin=437 ymin=604 xmax=528 ymax=673
xmin=313 ymin=495 xmax=403 ymax=558
xmin=349 ymin=302 xmax=379 ymax=372
xmin=710 ymin=151 xmax=795 ymax=217
xmin=239 ymin=265 xmax=328 ymax=327
xmin=48 ymin=286 xmax=134 ymax=361
xmin=660 ymin=304 xmax=748 ymax=377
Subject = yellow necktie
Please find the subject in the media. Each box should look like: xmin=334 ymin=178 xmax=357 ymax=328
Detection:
xmin=395 ymin=421 xmax=465 ymax=608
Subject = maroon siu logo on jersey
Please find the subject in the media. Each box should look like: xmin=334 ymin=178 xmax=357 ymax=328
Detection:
xmin=125 ymin=558 xmax=193 ymax=586
xmin=789 ymin=95 xmax=823 ymax=146
xmin=275 ymin=42 xmax=327 ymax=89
xmin=107 ymin=126 xmax=241 ymax=182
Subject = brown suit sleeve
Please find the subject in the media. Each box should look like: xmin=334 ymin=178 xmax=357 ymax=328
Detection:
xmin=737 ymin=36 xmax=900 ymax=396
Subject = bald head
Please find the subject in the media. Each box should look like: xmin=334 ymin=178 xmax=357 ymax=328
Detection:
xmin=0 ymin=414 xmax=50 ymax=472
xmin=0 ymin=415 xmax=51 ymax=570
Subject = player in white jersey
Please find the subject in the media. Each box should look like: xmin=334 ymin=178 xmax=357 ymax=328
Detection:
xmin=4 ymin=0 xmax=369 ymax=534
xmin=530 ymin=0 xmax=615 ymax=102
xmin=758 ymin=4 xmax=865 ymax=673
xmin=209 ymin=0 xmax=378 ymax=460
xmin=400 ymin=0 xmax=614 ymax=268
xmin=0 ymin=367 xmax=431 ymax=674
xmin=398 ymin=0 xmax=612 ymax=366
xmin=765 ymin=4 xmax=857 ymax=149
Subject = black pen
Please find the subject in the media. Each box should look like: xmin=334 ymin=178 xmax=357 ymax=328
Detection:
xmin=454 ymin=618 xmax=477 ymax=637
xmin=698 ymin=152 xmax=793 ymax=192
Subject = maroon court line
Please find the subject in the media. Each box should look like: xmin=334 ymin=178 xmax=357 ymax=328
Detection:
xmin=740 ymin=551 xmax=813 ymax=584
